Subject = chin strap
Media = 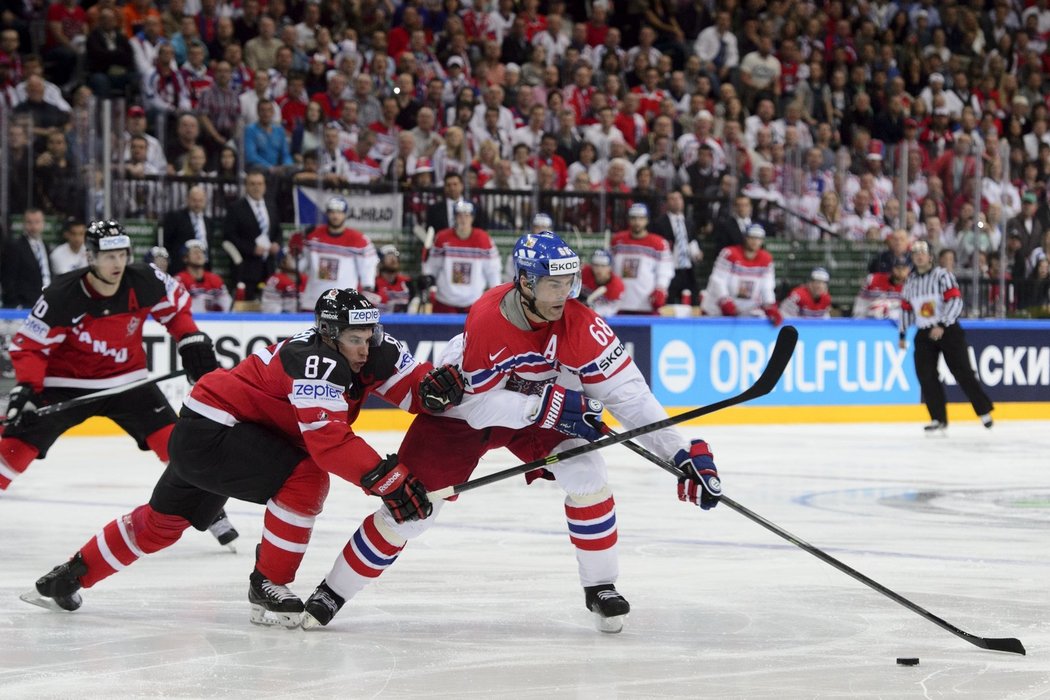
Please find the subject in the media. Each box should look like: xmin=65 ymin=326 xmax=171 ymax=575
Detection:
xmin=519 ymin=280 xmax=555 ymax=323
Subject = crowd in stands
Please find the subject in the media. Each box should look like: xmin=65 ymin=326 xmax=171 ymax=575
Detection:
xmin=2 ymin=0 xmax=1050 ymax=317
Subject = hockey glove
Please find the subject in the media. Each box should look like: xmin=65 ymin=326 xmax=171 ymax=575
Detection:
xmin=719 ymin=299 xmax=738 ymax=317
xmin=5 ymin=383 xmax=39 ymax=427
xmin=764 ymin=304 xmax=783 ymax=327
xmin=533 ymin=384 xmax=605 ymax=442
xmin=649 ymin=289 xmax=668 ymax=310
xmin=361 ymin=455 xmax=432 ymax=523
xmin=177 ymin=333 xmax=220 ymax=384
xmin=675 ymin=439 xmax=722 ymax=510
xmin=419 ymin=364 xmax=465 ymax=413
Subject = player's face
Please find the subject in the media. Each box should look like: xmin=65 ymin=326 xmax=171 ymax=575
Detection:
xmin=335 ymin=327 xmax=373 ymax=372
xmin=745 ymin=235 xmax=763 ymax=253
xmin=327 ymin=210 xmax=347 ymax=229
xmin=531 ymin=273 xmax=577 ymax=320
xmin=629 ymin=215 xmax=647 ymax=235
xmin=91 ymin=249 xmax=129 ymax=285
xmin=592 ymin=263 xmax=611 ymax=284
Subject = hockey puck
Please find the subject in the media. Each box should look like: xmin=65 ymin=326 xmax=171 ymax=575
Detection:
xmin=896 ymin=658 xmax=920 ymax=666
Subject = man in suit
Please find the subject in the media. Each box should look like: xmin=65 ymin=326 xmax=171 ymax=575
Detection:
xmin=2 ymin=208 xmax=52 ymax=308
xmin=651 ymin=190 xmax=703 ymax=304
xmin=162 ymin=185 xmax=213 ymax=274
xmin=222 ymin=169 xmax=282 ymax=300
xmin=712 ymin=194 xmax=753 ymax=256
xmin=1006 ymin=192 xmax=1046 ymax=262
xmin=425 ymin=172 xmax=487 ymax=232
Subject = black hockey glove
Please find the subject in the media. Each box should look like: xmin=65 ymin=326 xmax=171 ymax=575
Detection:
xmin=419 ymin=364 xmax=465 ymax=413
xmin=361 ymin=455 xmax=432 ymax=523
xmin=177 ymin=333 xmax=220 ymax=384
xmin=5 ymin=383 xmax=39 ymax=427
xmin=675 ymin=439 xmax=722 ymax=510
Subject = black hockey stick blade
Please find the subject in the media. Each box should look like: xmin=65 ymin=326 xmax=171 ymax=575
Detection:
xmin=4 ymin=370 xmax=188 ymax=424
xmin=610 ymin=433 xmax=1026 ymax=656
xmin=427 ymin=325 xmax=798 ymax=500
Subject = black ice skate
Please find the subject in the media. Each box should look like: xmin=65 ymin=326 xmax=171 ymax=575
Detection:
xmin=584 ymin=584 xmax=630 ymax=634
xmin=923 ymin=420 xmax=947 ymax=434
xmin=248 ymin=569 xmax=304 ymax=628
xmin=300 ymin=580 xmax=346 ymax=630
xmin=208 ymin=509 xmax=239 ymax=552
xmin=20 ymin=553 xmax=88 ymax=612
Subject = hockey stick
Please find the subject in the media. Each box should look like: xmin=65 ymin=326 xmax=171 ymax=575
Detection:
xmin=4 ymin=370 xmax=188 ymax=423
xmin=426 ymin=326 xmax=799 ymax=501
xmin=607 ymin=430 xmax=1026 ymax=656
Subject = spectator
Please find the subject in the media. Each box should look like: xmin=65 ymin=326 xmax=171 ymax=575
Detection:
xmin=165 ymin=113 xmax=204 ymax=173
xmin=34 ymin=131 xmax=83 ymax=218
xmin=222 ymin=169 xmax=282 ymax=300
xmin=712 ymin=194 xmax=753 ymax=254
xmin=422 ymin=200 xmax=501 ymax=313
xmin=121 ymin=105 xmax=166 ymax=172
xmin=197 ymin=61 xmax=240 ymax=153
xmin=701 ymin=223 xmax=780 ymax=325
xmin=174 ymin=241 xmax=232 ymax=312
xmin=781 ymin=267 xmax=833 ymax=319
xmin=1007 ymin=192 xmax=1046 ymax=261
xmin=651 ymin=190 xmax=702 ymax=305
xmin=2 ymin=209 xmax=52 ymax=308
xmin=14 ymin=75 xmax=69 ymax=139
xmin=239 ymin=70 xmax=279 ymax=128
xmin=853 ymin=256 xmax=912 ymax=320
xmin=610 ymin=203 xmax=673 ymax=315
xmin=143 ymin=43 xmax=191 ymax=123
xmin=244 ymin=101 xmax=293 ymax=172
xmin=86 ymin=7 xmax=135 ymax=97
xmin=49 ymin=218 xmax=88 ymax=275
xmin=245 ymin=15 xmax=280 ymax=72
xmin=180 ymin=40 xmax=213 ymax=109
xmin=162 ymin=185 xmax=213 ymax=274
xmin=869 ymin=229 xmax=913 ymax=274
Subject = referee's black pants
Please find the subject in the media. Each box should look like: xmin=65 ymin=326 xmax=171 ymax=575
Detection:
xmin=913 ymin=323 xmax=994 ymax=424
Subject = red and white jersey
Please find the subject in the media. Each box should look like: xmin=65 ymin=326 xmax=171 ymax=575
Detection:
xmin=610 ymin=231 xmax=674 ymax=313
xmin=780 ymin=284 xmax=831 ymax=318
xmin=260 ymin=270 xmax=308 ymax=314
xmin=301 ymin=225 xmax=379 ymax=311
xmin=184 ymin=328 xmax=431 ymax=486
xmin=852 ymin=272 xmax=904 ymax=320
xmin=580 ymin=265 xmax=625 ymax=318
xmin=701 ymin=245 xmax=776 ymax=316
xmin=175 ymin=269 xmax=232 ymax=312
xmin=423 ymin=227 xmax=502 ymax=308
xmin=437 ymin=284 xmax=687 ymax=462
xmin=9 ymin=264 xmax=198 ymax=391
xmin=375 ymin=273 xmax=412 ymax=313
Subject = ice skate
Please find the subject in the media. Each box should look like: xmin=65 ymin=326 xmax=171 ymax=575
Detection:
xmin=208 ymin=509 xmax=239 ymax=552
xmin=584 ymin=584 xmax=630 ymax=634
xmin=20 ymin=553 xmax=88 ymax=612
xmin=300 ymin=580 xmax=345 ymax=630
xmin=923 ymin=420 xmax=947 ymax=435
xmin=248 ymin=570 xmax=303 ymax=628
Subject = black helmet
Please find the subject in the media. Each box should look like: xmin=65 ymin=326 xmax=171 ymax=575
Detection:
xmin=314 ymin=288 xmax=383 ymax=346
xmin=86 ymin=220 xmax=132 ymax=256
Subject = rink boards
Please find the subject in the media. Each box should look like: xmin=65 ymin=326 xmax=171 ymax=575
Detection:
xmin=0 ymin=311 xmax=1046 ymax=433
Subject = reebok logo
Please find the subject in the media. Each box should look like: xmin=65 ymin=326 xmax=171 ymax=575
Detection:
xmin=375 ymin=468 xmax=403 ymax=494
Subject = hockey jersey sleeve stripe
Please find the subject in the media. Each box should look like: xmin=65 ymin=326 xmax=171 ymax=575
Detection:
xmin=43 ymin=368 xmax=149 ymax=389
xmin=297 ymin=419 xmax=333 ymax=432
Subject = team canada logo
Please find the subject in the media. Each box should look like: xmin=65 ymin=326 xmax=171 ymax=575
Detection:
xmin=126 ymin=316 xmax=141 ymax=336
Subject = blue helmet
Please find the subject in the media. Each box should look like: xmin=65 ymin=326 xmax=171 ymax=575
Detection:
xmin=512 ymin=231 xmax=582 ymax=299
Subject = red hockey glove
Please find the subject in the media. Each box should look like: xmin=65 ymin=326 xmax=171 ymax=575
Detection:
xmin=361 ymin=455 xmax=432 ymax=523
xmin=534 ymin=384 xmax=605 ymax=441
xmin=675 ymin=439 xmax=722 ymax=510
xmin=649 ymin=289 xmax=668 ymax=310
xmin=719 ymin=299 xmax=738 ymax=316
xmin=764 ymin=304 xmax=783 ymax=327
xmin=419 ymin=364 xmax=465 ymax=413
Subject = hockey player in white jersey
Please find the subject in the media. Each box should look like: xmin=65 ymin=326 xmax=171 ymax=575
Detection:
xmin=300 ymin=196 xmax=379 ymax=310
xmin=610 ymin=203 xmax=674 ymax=314
xmin=299 ymin=231 xmax=723 ymax=633
xmin=701 ymin=223 xmax=781 ymax=325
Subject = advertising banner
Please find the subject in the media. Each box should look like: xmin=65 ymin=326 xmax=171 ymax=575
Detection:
xmin=293 ymin=187 xmax=403 ymax=237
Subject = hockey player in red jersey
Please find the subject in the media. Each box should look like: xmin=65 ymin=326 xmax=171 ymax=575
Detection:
xmin=0 ymin=220 xmax=237 ymax=547
xmin=610 ymin=203 xmax=674 ymax=314
xmin=174 ymin=241 xmax=233 ymax=312
xmin=260 ymin=247 xmax=308 ymax=314
xmin=299 ymin=232 xmax=723 ymax=633
xmin=701 ymin=223 xmax=782 ymax=325
xmin=580 ymin=248 xmax=625 ymax=317
xmin=24 ymin=289 xmax=466 ymax=627
xmin=852 ymin=256 xmax=911 ymax=320
xmin=780 ymin=267 xmax=833 ymax=319
xmin=373 ymin=244 xmax=413 ymax=313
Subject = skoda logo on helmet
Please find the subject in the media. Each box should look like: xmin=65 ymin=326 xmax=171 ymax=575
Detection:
xmin=548 ymin=258 xmax=580 ymax=274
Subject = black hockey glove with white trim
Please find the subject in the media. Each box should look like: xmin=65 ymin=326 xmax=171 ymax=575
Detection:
xmin=533 ymin=384 xmax=605 ymax=441
xmin=177 ymin=332 xmax=219 ymax=384
xmin=676 ymin=439 xmax=722 ymax=510
xmin=419 ymin=364 xmax=465 ymax=413
xmin=5 ymin=383 xmax=39 ymax=427
xmin=361 ymin=455 xmax=432 ymax=523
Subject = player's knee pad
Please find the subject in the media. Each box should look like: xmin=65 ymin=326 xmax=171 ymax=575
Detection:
xmin=550 ymin=449 xmax=609 ymax=497
xmin=273 ymin=459 xmax=330 ymax=516
xmin=375 ymin=498 xmax=444 ymax=544
xmin=129 ymin=504 xmax=191 ymax=553
xmin=565 ymin=485 xmax=613 ymax=508
xmin=145 ymin=425 xmax=174 ymax=463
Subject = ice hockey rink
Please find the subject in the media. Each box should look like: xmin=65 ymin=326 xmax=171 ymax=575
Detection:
xmin=1 ymin=421 xmax=1047 ymax=699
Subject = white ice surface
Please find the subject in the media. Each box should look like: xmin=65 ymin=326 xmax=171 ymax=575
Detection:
xmin=1 ymin=422 xmax=1048 ymax=699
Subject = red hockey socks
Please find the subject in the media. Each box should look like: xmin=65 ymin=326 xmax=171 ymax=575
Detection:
xmin=78 ymin=504 xmax=190 ymax=588
xmin=0 ymin=438 xmax=39 ymax=490
xmin=325 ymin=512 xmax=405 ymax=602
xmin=145 ymin=424 xmax=174 ymax=463
xmin=256 ymin=460 xmax=329 ymax=585
xmin=565 ymin=493 xmax=620 ymax=587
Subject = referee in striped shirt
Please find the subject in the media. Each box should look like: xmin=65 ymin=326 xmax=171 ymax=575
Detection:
xmin=899 ymin=240 xmax=994 ymax=432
